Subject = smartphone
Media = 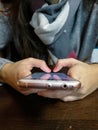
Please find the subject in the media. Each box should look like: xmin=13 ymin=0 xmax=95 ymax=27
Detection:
xmin=18 ymin=72 xmax=80 ymax=90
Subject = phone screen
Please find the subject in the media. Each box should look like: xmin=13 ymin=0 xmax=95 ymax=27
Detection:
xmin=29 ymin=72 xmax=74 ymax=81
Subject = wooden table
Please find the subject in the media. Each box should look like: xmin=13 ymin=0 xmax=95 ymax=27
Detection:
xmin=0 ymin=84 xmax=98 ymax=130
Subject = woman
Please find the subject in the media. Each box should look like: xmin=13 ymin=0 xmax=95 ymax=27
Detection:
xmin=0 ymin=0 xmax=98 ymax=101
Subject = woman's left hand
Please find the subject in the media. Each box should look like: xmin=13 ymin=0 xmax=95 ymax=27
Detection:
xmin=37 ymin=58 xmax=98 ymax=102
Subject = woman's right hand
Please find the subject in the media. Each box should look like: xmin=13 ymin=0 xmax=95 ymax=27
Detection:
xmin=0 ymin=58 xmax=51 ymax=95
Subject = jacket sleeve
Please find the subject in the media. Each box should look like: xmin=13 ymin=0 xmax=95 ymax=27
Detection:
xmin=0 ymin=14 xmax=12 ymax=49
xmin=0 ymin=13 xmax=13 ymax=78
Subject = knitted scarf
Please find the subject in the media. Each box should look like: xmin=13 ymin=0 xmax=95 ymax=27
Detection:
xmin=30 ymin=0 xmax=88 ymax=64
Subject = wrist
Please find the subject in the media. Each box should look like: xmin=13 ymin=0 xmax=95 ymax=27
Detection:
xmin=0 ymin=62 xmax=13 ymax=82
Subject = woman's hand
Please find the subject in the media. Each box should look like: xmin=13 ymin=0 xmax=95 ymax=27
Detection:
xmin=1 ymin=58 xmax=51 ymax=95
xmin=38 ymin=58 xmax=98 ymax=101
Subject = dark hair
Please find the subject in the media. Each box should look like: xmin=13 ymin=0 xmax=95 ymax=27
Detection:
xmin=1 ymin=0 xmax=14 ymax=3
xmin=2 ymin=0 xmax=48 ymax=61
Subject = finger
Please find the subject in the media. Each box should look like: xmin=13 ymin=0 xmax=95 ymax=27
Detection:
xmin=19 ymin=70 xmax=32 ymax=79
xmin=29 ymin=58 xmax=51 ymax=72
xmin=53 ymin=58 xmax=79 ymax=72
xmin=19 ymin=88 xmax=47 ymax=95
xmin=62 ymin=96 xmax=79 ymax=102
xmin=37 ymin=89 xmax=72 ymax=99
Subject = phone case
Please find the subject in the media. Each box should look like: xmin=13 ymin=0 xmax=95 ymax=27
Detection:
xmin=17 ymin=72 xmax=81 ymax=90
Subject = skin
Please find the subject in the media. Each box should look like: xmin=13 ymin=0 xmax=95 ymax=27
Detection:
xmin=1 ymin=58 xmax=98 ymax=102
xmin=1 ymin=58 xmax=51 ymax=95
xmin=38 ymin=58 xmax=98 ymax=101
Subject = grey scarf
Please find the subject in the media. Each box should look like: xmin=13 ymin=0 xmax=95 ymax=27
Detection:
xmin=30 ymin=0 xmax=82 ymax=63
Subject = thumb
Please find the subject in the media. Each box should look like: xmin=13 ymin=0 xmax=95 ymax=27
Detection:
xmin=53 ymin=58 xmax=79 ymax=72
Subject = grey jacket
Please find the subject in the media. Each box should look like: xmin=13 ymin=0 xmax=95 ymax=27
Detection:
xmin=0 ymin=11 xmax=12 ymax=70
xmin=0 ymin=0 xmax=98 ymax=69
